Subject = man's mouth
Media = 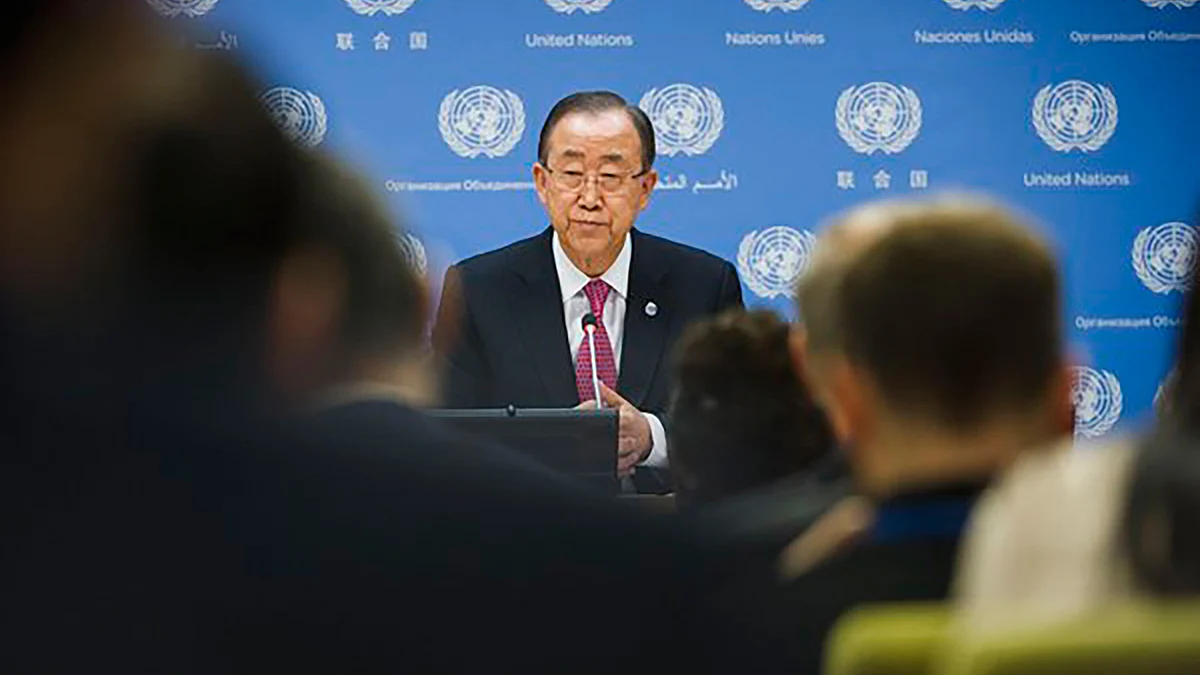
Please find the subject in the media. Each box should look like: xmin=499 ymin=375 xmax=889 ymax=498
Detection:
xmin=570 ymin=219 xmax=608 ymax=228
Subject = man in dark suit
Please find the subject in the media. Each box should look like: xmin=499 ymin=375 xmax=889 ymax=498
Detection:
xmin=763 ymin=197 xmax=1075 ymax=673
xmin=433 ymin=91 xmax=743 ymax=492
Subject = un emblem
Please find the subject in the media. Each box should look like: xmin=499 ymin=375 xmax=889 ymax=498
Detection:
xmin=438 ymin=86 xmax=526 ymax=159
xmin=836 ymin=82 xmax=922 ymax=155
xmin=1032 ymin=80 xmax=1118 ymax=153
xmin=396 ymin=232 xmax=428 ymax=276
xmin=737 ymin=226 xmax=816 ymax=299
xmin=744 ymin=0 xmax=812 ymax=11
xmin=1132 ymin=222 xmax=1198 ymax=294
xmin=943 ymin=0 xmax=1006 ymax=9
xmin=639 ymin=84 xmax=725 ymax=157
xmin=1141 ymin=0 xmax=1198 ymax=8
xmin=144 ymin=0 xmax=220 ymax=17
xmin=260 ymin=87 xmax=328 ymax=147
xmin=343 ymin=0 xmax=417 ymax=16
xmin=1071 ymin=366 xmax=1123 ymax=439
xmin=544 ymin=0 xmax=614 ymax=13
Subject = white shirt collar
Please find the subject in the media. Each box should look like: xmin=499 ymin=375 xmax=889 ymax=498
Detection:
xmin=551 ymin=230 xmax=631 ymax=304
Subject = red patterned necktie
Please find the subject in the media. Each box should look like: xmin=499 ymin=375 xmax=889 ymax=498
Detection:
xmin=575 ymin=279 xmax=618 ymax=404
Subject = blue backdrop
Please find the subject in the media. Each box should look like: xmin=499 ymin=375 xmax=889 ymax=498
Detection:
xmin=161 ymin=0 xmax=1200 ymax=439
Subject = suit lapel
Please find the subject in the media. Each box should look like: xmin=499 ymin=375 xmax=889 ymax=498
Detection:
xmin=511 ymin=229 xmax=578 ymax=406
xmin=618 ymin=230 xmax=670 ymax=410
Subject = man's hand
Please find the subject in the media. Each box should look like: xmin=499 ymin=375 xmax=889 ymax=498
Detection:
xmin=600 ymin=383 xmax=652 ymax=478
xmin=574 ymin=384 xmax=653 ymax=478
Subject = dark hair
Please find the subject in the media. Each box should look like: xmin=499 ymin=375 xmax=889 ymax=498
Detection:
xmin=1162 ymin=236 xmax=1200 ymax=432
xmin=667 ymin=309 xmax=834 ymax=508
xmin=536 ymin=91 xmax=656 ymax=171
xmin=1124 ymin=209 xmax=1200 ymax=594
xmin=837 ymin=202 xmax=1061 ymax=430
xmin=302 ymin=155 xmax=427 ymax=364
xmin=1 ymin=1 xmax=69 ymax=65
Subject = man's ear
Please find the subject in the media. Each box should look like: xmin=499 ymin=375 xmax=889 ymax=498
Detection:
xmin=412 ymin=267 xmax=432 ymax=334
xmin=266 ymin=244 xmax=347 ymax=402
xmin=532 ymin=162 xmax=550 ymax=209
xmin=826 ymin=357 xmax=869 ymax=448
xmin=790 ymin=326 xmax=829 ymax=407
xmin=788 ymin=325 xmax=810 ymax=381
xmin=637 ymin=168 xmax=658 ymax=211
xmin=1050 ymin=362 xmax=1076 ymax=439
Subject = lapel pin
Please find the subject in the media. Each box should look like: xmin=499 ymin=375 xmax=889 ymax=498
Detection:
xmin=645 ymin=301 xmax=658 ymax=318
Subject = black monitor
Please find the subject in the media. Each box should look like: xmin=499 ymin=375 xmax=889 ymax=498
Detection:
xmin=427 ymin=407 xmax=619 ymax=495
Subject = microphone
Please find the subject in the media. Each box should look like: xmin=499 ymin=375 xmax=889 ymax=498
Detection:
xmin=581 ymin=313 xmax=602 ymax=408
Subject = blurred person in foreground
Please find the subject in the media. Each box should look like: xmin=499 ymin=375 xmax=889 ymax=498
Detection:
xmin=955 ymin=207 xmax=1200 ymax=634
xmin=667 ymin=309 xmax=843 ymax=555
xmin=759 ymin=196 xmax=1073 ymax=673
xmin=0 ymin=5 xmax=781 ymax=673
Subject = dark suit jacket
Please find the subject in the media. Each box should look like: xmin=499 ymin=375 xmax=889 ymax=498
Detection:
xmin=433 ymin=227 xmax=744 ymax=491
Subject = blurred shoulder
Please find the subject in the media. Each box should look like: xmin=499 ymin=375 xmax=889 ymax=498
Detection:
xmin=954 ymin=437 xmax=1139 ymax=630
xmin=987 ymin=437 xmax=1138 ymax=516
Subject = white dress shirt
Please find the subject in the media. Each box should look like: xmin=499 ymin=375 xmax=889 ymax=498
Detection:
xmin=552 ymin=232 xmax=669 ymax=469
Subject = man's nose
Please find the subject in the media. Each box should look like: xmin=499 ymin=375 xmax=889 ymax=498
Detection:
xmin=577 ymin=180 xmax=602 ymax=209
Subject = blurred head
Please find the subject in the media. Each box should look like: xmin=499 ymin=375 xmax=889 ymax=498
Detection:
xmin=532 ymin=91 xmax=658 ymax=276
xmin=668 ymin=309 xmax=835 ymax=508
xmin=794 ymin=203 xmax=897 ymax=435
xmin=0 ymin=9 xmax=320 ymax=413
xmin=824 ymin=196 xmax=1070 ymax=495
xmin=268 ymin=154 xmax=432 ymax=407
xmin=0 ymin=1 xmax=171 ymax=313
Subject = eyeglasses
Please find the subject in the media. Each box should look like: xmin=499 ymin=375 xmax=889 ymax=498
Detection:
xmin=544 ymin=166 xmax=649 ymax=196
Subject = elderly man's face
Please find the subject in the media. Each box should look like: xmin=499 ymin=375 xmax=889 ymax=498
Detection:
xmin=533 ymin=110 xmax=657 ymax=276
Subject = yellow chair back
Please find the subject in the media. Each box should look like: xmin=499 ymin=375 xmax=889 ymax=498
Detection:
xmin=943 ymin=601 xmax=1200 ymax=675
xmin=825 ymin=603 xmax=951 ymax=675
